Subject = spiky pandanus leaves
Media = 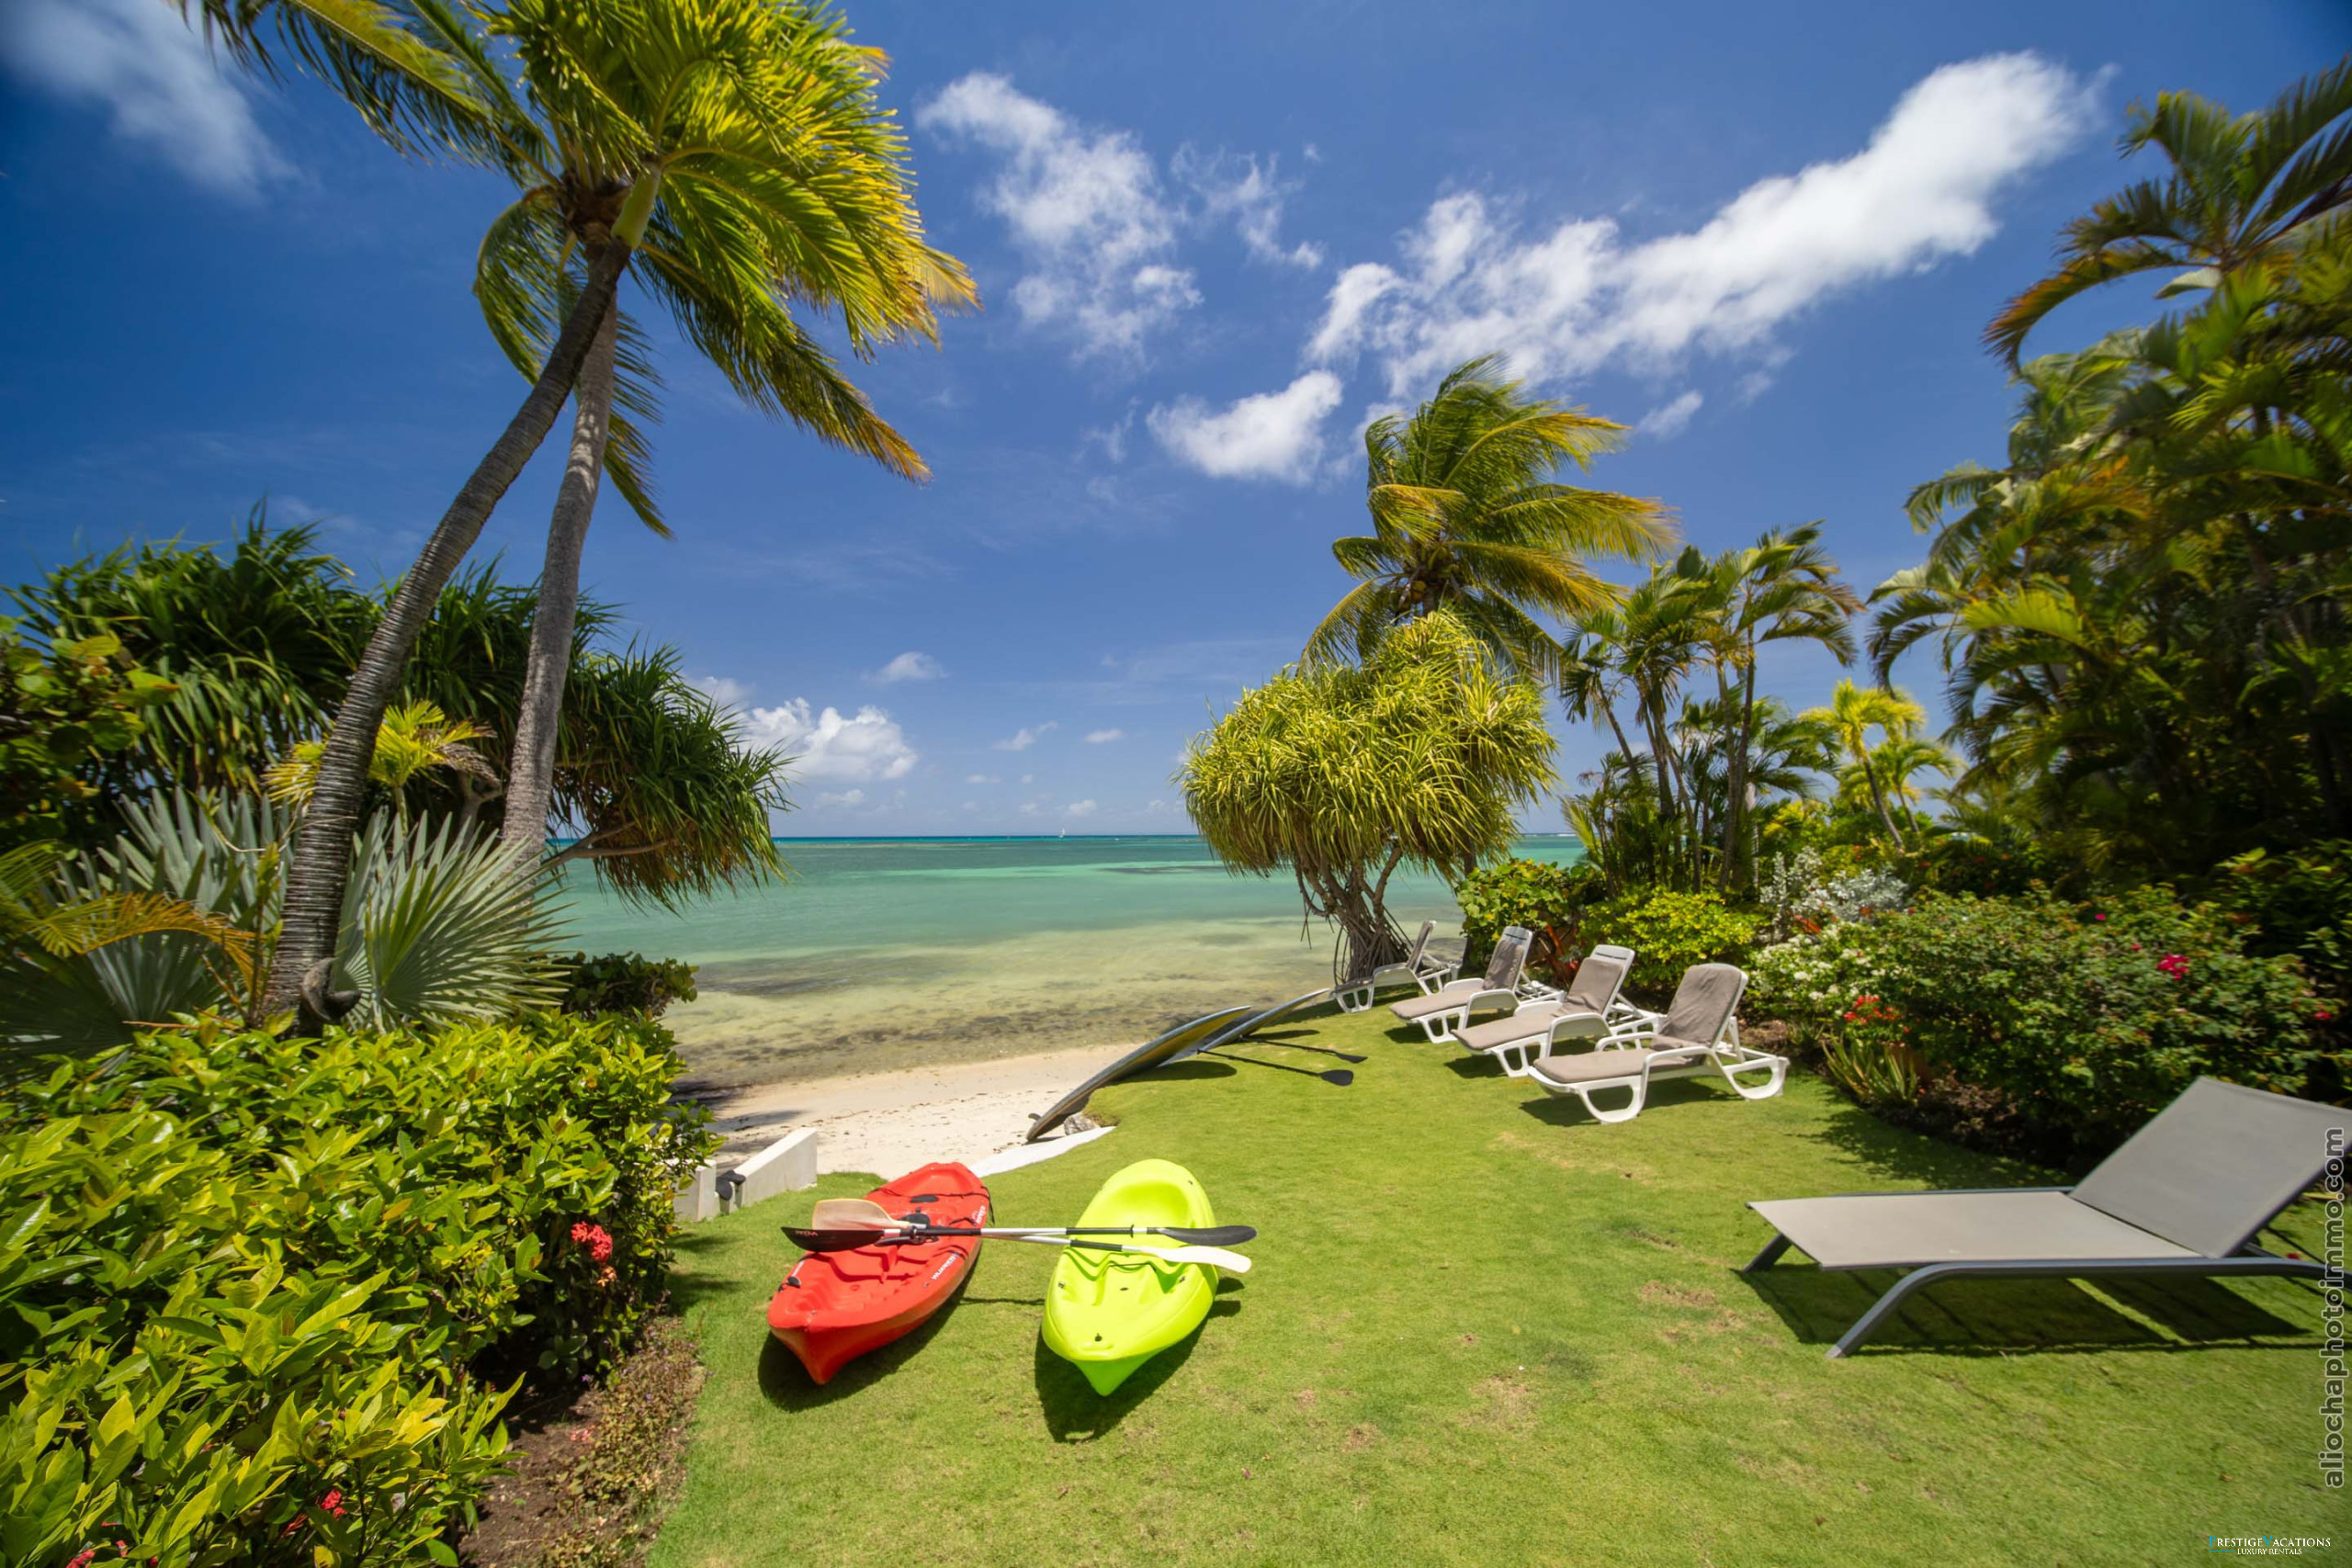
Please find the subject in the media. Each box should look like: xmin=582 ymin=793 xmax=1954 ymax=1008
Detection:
xmin=1986 ymin=60 xmax=2352 ymax=366
xmin=1182 ymin=613 xmax=1555 ymax=982
xmin=1306 ymin=355 xmax=1672 ymax=682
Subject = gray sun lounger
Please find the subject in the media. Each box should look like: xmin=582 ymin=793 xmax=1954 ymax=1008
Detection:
xmin=1333 ymin=919 xmax=1460 ymax=1012
xmin=1453 ymin=945 xmax=1639 ymax=1077
xmin=1745 ymin=1077 xmax=2343 ymax=1359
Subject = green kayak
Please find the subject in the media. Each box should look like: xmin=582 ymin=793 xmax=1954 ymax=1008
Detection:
xmin=1041 ymin=1158 xmax=1222 ymax=1395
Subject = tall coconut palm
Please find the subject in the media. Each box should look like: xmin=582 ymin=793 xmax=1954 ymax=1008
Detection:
xmin=199 ymin=0 xmax=971 ymax=1023
xmin=1985 ymin=60 xmax=2352 ymax=366
xmin=1305 ymin=355 xmax=1671 ymax=682
xmin=1803 ymin=681 xmax=1926 ymax=849
xmin=1697 ymin=525 xmax=1858 ymax=891
xmin=473 ymin=0 xmax=972 ymax=877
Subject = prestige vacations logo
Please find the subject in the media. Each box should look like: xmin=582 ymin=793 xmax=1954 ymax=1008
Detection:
xmin=2206 ymin=1537 xmax=2335 ymax=1557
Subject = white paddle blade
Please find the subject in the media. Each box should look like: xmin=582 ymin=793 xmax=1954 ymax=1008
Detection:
xmin=1166 ymin=1245 xmax=1252 ymax=1274
xmin=808 ymin=1198 xmax=900 ymax=1231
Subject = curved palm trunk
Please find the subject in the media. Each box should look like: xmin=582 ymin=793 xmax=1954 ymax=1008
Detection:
xmin=1719 ymin=660 xmax=1758 ymax=893
xmin=1859 ymin=749 xmax=1906 ymax=851
xmin=499 ymin=280 xmax=619 ymax=872
xmin=266 ymin=241 xmax=632 ymax=1028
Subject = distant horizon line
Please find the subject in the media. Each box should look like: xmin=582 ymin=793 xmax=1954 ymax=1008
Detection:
xmin=548 ymin=830 xmax=1581 ymax=845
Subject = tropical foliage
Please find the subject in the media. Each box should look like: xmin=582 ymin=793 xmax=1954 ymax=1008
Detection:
xmin=1453 ymin=856 xmax=1601 ymax=976
xmin=1306 ymin=355 xmax=1670 ymax=682
xmin=0 ymin=619 xmax=177 ymax=852
xmin=558 ymin=951 xmax=702 ymax=1020
xmin=0 ymin=1010 xmax=713 ymax=1562
xmin=0 ymin=790 xmax=561 ymax=1056
xmin=1747 ymin=888 xmax=2343 ymax=1160
xmin=1184 ymin=612 xmax=1555 ymax=981
xmin=9 ymin=522 xmax=787 ymax=906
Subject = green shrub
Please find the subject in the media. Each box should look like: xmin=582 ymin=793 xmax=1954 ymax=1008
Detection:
xmin=1580 ymin=888 xmax=1761 ymax=996
xmin=2212 ymin=840 xmax=2352 ymax=992
xmin=558 ymin=951 xmax=700 ymax=1020
xmin=1748 ymin=888 xmax=2343 ymax=1157
xmin=1454 ymin=857 xmax=1600 ymax=974
xmin=0 ymin=1011 xmax=714 ymax=1563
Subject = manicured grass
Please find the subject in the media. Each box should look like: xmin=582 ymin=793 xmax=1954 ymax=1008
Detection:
xmin=649 ymin=1006 xmax=2337 ymax=1566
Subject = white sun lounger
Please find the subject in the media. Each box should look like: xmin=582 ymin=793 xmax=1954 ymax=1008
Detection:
xmin=1744 ymin=1077 xmax=2343 ymax=1358
xmin=1523 ymin=962 xmax=1785 ymax=1122
xmin=1333 ymin=919 xmax=1460 ymax=1012
xmin=1453 ymin=945 xmax=1641 ymax=1077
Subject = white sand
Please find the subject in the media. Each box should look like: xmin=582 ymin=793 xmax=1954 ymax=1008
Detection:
xmin=696 ymin=1040 xmax=1134 ymax=1178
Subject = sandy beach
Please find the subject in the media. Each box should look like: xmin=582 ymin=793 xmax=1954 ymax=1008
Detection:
xmin=695 ymin=1039 xmax=1135 ymax=1176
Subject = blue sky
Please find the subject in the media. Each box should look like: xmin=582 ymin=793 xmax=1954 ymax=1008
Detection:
xmin=3 ymin=1 xmax=2344 ymax=835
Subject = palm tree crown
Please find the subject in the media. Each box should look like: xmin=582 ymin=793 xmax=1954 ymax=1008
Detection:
xmin=1985 ymin=61 xmax=2352 ymax=366
xmin=1306 ymin=355 xmax=1671 ymax=682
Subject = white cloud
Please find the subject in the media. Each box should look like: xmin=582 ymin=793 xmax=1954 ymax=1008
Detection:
xmin=1085 ymin=728 xmax=1126 ymax=744
xmin=1175 ymin=149 xmax=1323 ymax=269
xmin=738 ymin=699 xmax=918 ymax=781
xmin=692 ymin=674 xmax=754 ymax=707
xmin=1019 ymin=800 xmax=1043 ymax=817
xmin=1306 ymin=53 xmax=2098 ymax=397
xmin=993 ymin=721 xmax=1059 ymax=751
xmin=0 ymin=0 xmax=290 ymax=197
xmin=965 ymin=773 xmax=1001 ymax=784
xmin=1146 ymin=798 xmax=1173 ymax=813
xmin=815 ymin=789 xmax=865 ymax=808
xmin=1066 ymin=799 xmax=1100 ymax=818
xmin=871 ymin=650 xmax=945 ymax=684
xmin=1148 ymin=370 xmax=1344 ymax=484
xmin=919 ymin=73 xmax=1193 ymax=361
xmin=1020 ymin=773 xmax=1035 ymax=784
xmin=1636 ymin=390 xmax=1703 ymax=440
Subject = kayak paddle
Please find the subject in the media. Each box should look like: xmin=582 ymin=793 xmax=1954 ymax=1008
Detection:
xmin=1198 ymin=1049 xmax=1352 ymax=1086
xmin=782 ymin=1221 xmax=1251 ymax=1273
xmin=1257 ymin=1038 xmax=1367 ymax=1064
xmin=805 ymin=1198 xmax=1254 ymax=1247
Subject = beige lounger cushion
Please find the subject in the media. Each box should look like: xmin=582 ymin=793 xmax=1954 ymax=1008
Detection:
xmin=1389 ymin=986 xmax=1478 ymax=1022
xmin=1458 ymin=1006 xmax=1609 ymax=1053
xmin=1747 ymin=1190 xmax=2198 ymax=1270
xmin=1529 ymin=1044 xmax=1710 ymax=1084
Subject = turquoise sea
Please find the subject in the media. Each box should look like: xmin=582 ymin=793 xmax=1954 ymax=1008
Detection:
xmin=556 ymin=835 xmax=1584 ymax=1089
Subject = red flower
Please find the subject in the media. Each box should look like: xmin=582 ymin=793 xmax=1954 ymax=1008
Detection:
xmin=66 ymin=1552 xmax=96 ymax=1568
xmin=571 ymin=1221 xmax=615 ymax=1263
xmin=2091 ymin=912 xmax=2107 ymax=922
xmin=2316 ymin=1010 xmax=2336 ymax=1024
xmin=321 ymin=1489 xmax=345 ymax=1518
xmin=2156 ymin=953 xmax=2189 ymax=978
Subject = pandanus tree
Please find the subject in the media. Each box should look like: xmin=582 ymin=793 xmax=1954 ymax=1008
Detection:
xmin=1305 ymin=355 xmax=1671 ymax=682
xmin=188 ymin=0 xmax=970 ymax=1024
xmin=1985 ymin=61 xmax=2352 ymax=366
xmin=1182 ymin=613 xmax=1555 ymax=984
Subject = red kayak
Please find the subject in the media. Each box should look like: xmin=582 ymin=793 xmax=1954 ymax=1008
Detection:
xmin=766 ymin=1162 xmax=990 ymax=1384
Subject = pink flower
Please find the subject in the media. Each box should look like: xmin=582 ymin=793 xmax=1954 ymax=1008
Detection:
xmin=571 ymin=1221 xmax=614 ymax=1263
xmin=2092 ymin=912 xmax=2107 ymax=922
xmin=2156 ymin=953 xmax=2189 ymax=978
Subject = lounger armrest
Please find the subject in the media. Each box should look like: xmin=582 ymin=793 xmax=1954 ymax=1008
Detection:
xmin=1519 ymin=980 xmax=1564 ymax=1003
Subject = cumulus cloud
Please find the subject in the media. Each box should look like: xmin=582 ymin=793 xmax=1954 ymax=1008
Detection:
xmin=965 ymin=773 xmax=1001 ymax=784
xmin=692 ymin=674 xmax=753 ymax=707
xmin=1148 ymin=370 xmax=1344 ymax=484
xmin=919 ymin=73 xmax=1193 ymax=361
xmin=1306 ymin=53 xmax=2098 ymax=397
xmin=871 ymin=650 xmax=945 ymax=684
xmin=1066 ymin=799 xmax=1100 ymax=818
xmin=1085 ymin=728 xmax=1126 ymax=744
xmin=1175 ymin=148 xmax=1323 ymax=269
xmin=738 ymin=699 xmax=918 ymax=781
xmin=993 ymin=721 xmax=1059 ymax=751
xmin=0 ymin=0 xmax=290 ymax=197
xmin=1637 ymin=390 xmax=1704 ymax=440
xmin=815 ymin=789 xmax=865 ymax=808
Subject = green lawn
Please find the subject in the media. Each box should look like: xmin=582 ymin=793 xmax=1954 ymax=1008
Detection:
xmin=649 ymin=1006 xmax=2338 ymax=1567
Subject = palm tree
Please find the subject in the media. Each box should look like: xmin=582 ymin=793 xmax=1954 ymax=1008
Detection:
xmin=1804 ymin=681 xmax=1925 ymax=849
xmin=1698 ymin=525 xmax=1857 ymax=891
xmin=195 ymin=0 xmax=971 ymax=1024
xmin=471 ymin=0 xmax=972 ymax=876
xmin=1985 ymin=61 xmax=2352 ymax=366
xmin=1305 ymin=355 xmax=1671 ymax=682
